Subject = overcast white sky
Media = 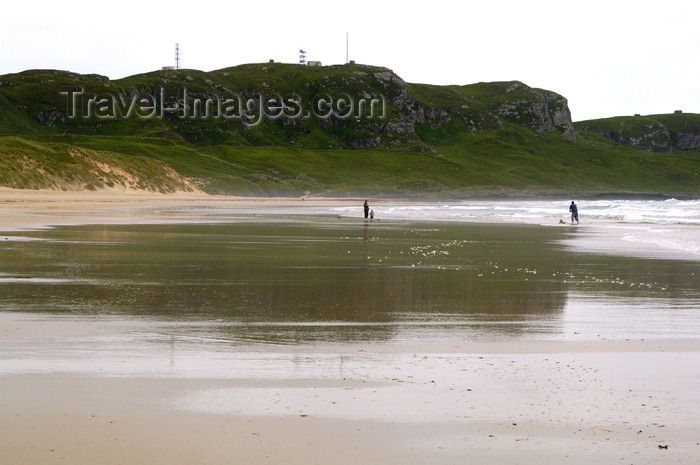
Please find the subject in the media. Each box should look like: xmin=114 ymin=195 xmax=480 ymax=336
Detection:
xmin=1 ymin=0 xmax=698 ymax=121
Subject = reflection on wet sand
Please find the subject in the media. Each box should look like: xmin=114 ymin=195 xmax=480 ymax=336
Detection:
xmin=0 ymin=221 xmax=570 ymax=341
xmin=1 ymin=218 xmax=698 ymax=344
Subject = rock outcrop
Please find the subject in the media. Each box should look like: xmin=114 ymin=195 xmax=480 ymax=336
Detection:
xmin=675 ymin=131 xmax=700 ymax=151
xmin=373 ymin=75 xmax=577 ymax=143
xmin=494 ymin=85 xmax=576 ymax=141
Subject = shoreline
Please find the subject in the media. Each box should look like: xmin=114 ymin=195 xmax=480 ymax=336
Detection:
xmin=1 ymin=186 xmax=697 ymax=208
xmin=0 ymin=187 xmax=363 ymax=231
xmin=2 ymin=187 xmax=699 ymax=261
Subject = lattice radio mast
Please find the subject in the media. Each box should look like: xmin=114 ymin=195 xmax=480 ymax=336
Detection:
xmin=175 ymin=43 xmax=180 ymax=70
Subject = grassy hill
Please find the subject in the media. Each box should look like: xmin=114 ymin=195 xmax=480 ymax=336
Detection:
xmin=575 ymin=113 xmax=700 ymax=153
xmin=0 ymin=63 xmax=699 ymax=197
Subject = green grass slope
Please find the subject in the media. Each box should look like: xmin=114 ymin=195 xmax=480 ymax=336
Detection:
xmin=3 ymin=129 xmax=698 ymax=197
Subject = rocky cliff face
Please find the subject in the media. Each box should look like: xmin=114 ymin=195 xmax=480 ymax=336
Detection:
xmin=492 ymin=83 xmax=576 ymax=141
xmin=674 ymin=131 xmax=700 ymax=151
xmin=375 ymin=76 xmax=577 ymax=143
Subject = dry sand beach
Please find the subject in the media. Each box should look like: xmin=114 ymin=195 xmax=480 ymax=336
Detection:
xmin=0 ymin=187 xmax=358 ymax=231
xmin=1 ymin=188 xmax=700 ymax=465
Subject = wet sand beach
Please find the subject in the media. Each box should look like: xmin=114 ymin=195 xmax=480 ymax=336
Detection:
xmin=2 ymin=313 xmax=700 ymax=465
xmin=1 ymin=189 xmax=700 ymax=464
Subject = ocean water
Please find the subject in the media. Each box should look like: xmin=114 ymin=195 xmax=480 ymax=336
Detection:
xmin=329 ymin=199 xmax=700 ymax=224
xmin=329 ymin=199 xmax=700 ymax=259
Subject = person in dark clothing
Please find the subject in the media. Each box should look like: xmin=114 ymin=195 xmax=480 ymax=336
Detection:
xmin=364 ymin=200 xmax=369 ymax=221
xmin=569 ymin=201 xmax=579 ymax=224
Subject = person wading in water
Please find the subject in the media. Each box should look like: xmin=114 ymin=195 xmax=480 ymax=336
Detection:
xmin=569 ymin=201 xmax=579 ymax=224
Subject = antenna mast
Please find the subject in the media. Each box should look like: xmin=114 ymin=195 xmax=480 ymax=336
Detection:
xmin=175 ymin=43 xmax=180 ymax=70
xmin=299 ymin=49 xmax=307 ymax=65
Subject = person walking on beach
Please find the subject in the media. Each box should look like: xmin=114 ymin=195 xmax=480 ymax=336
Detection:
xmin=364 ymin=200 xmax=369 ymax=221
xmin=569 ymin=201 xmax=579 ymax=224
